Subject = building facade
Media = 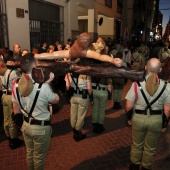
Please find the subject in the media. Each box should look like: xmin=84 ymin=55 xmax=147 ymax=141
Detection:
xmin=163 ymin=18 xmax=170 ymax=41
xmin=0 ymin=0 xmax=161 ymax=51
xmin=0 ymin=0 xmax=123 ymax=51
xmin=121 ymin=0 xmax=159 ymax=42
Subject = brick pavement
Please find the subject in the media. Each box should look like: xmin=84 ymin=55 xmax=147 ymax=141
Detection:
xmin=0 ymin=80 xmax=170 ymax=170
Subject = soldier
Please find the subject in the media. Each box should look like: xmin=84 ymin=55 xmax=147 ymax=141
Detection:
xmin=65 ymin=73 xmax=93 ymax=141
xmin=125 ymin=58 xmax=170 ymax=170
xmin=90 ymin=37 xmax=113 ymax=133
xmin=0 ymin=60 xmax=24 ymax=149
xmin=112 ymin=52 xmax=127 ymax=110
xmin=12 ymin=53 xmax=60 ymax=169
xmin=91 ymin=76 xmax=112 ymax=134
xmin=138 ymin=42 xmax=150 ymax=68
xmin=158 ymin=40 xmax=170 ymax=65
xmin=131 ymin=47 xmax=142 ymax=70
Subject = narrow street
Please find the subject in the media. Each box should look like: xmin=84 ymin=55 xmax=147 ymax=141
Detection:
xmin=0 ymin=80 xmax=170 ymax=170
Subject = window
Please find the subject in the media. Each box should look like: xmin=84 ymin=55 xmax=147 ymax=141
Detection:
xmin=117 ymin=0 xmax=123 ymax=14
xmin=105 ymin=0 xmax=112 ymax=8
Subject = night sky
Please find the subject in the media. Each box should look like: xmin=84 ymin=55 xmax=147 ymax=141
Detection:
xmin=159 ymin=0 xmax=170 ymax=33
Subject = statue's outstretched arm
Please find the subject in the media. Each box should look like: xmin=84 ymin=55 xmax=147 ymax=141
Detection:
xmin=86 ymin=49 xmax=122 ymax=67
xmin=34 ymin=50 xmax=70 ymax=60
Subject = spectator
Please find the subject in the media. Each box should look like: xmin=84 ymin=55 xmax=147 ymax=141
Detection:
xmin=39 ymin=42 xmax=47 ymax=53
xmin=47 ymin=45 xmax=55 ymax=53
xmin=13 ymin=43 xmax=22 ymax=61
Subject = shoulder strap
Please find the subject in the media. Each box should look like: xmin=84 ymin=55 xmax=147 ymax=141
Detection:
xmin=160 ymin=48 xmax=166 ymax=63
xmin=94 ymin=77 xmax=101 ymax=88
xmin=136 ymin=81 xmax=150 ymax=108
xmin=3 ymin=69 xmax=13 ymax=90
xmin=133 ymin=53 xmax=140 ymax=62
xmin=70 ymin=74 xmax=80 ymax=90
xmin=6 ymin=69 xmax=13 ymax=90
xmin=16 ymin=78 xmax=29 ymax=115
xmin=134 ymin=82 xmax=138 ymax=101
xmin=136 ymin=81 xmax=167 ymax=109
xmin=149 ymin=81 xmax=167 ymax=107
xmin=16 ymin=78 xmax=43 ymax=118
xmin=29 ymin=83 xmax=42 ymax=116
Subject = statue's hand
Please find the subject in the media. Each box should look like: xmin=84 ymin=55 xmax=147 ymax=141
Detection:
xmin=46 ymin=72 xmax=55 ymax=83
xmin=113 ymin=58 xmax=123 ymax=67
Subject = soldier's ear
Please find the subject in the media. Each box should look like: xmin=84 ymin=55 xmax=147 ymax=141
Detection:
xmin=159 ymin=67 xmax=162 ymax=73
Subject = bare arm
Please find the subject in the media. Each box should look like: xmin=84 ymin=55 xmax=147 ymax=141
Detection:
xmin=86 ymin=49 xmax=122 ymax=67
xmin=87 ymin=81 xmax=93 ymax=104
xmin=13 ymin=102 xmax=21 ymax=114
xmin=50 ymin=94 xmax=60 ymax=104
xmin=107 ymin=83 xmax=112 ymax=92
xmin=125 ymin=100 xmax=134 ymax=112
xmin=87 ymin=81 xmax=93 ymax=94
xmin=34 ymin=50 xmax=70 ymax=60
xmin=162 ymin=103 xmax=170 ymax=132
xmin=164 ymin=103 xmax=170 ymax=118
xmin=125 ymin=100 xmax=135 ymax=125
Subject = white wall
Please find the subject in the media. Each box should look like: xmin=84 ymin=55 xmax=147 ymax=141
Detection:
xmin=6 ymin=0 xmax=30 ymax=51
xmin=98 ymin=15 xmax=114 ymax=38
xmin=6 ymin=0 xmax=96 ymax=49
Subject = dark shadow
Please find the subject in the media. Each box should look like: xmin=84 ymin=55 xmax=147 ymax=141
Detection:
xmin=154 ymin=154 xmax=170 ymax=170
xmin=52 ymin=93 xmax=70 ymax=114
xmin=0 ymin=125 xmax=7 ymax=143
xmin=51 ymin=111 xmax=71 ymax=137
xmin=82 ymin=110 xmax=130 ymax=139
xmin=51 ymin=101 xmax=129 ymax=139
xmin=70 ymin=146 xmax=131 ymax=170
xmin=105 ymin=100 xmax=126 ymax=115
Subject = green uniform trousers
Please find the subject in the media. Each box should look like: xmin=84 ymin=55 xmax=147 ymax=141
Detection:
xmin=131 ymin=113 xmax=162 ymax=169
xmin=92 ymin=89 xmax=108 ymax=124
xmin=1 ymin=94 xmax=18 ymax=138
xmin=112 ymin=78 xmax=125 ymax=102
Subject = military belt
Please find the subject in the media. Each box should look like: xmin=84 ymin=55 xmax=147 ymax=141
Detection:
xmin=24 ymin=116 xmax=51 ymax=126
xmin=135 ymin=109 xmax=162 ymax=115
xmin=73 ymin=89 xmax=87 ymax=95
xmin=92 ymin=86 xmax=107 ymax=91
xmin=3 ymin=91 xmax=12 ymax=95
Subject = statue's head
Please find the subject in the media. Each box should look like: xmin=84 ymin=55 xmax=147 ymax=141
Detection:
xmin=77 ymin=32 xmax=92 ymax=49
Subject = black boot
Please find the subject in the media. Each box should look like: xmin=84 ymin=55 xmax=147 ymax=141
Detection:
xmin=141 ymin=166 xmax=150 ymax=170
xmin=113 ymin=102 xmax=118 ymax=109
xmin=72 ymin=128 xmax=86 ymax=142
xmin=97 ymin=124 xmax=105 ymax=134
xmin=92 ymin=123 xmax=99 ymax=133
xmin=9 ymin=138 xmax=24 ymax=150
xmin=116 ymin=102 xmax=122 ymax=109
xmin=129 ymin=163 xmax=140 ymax=170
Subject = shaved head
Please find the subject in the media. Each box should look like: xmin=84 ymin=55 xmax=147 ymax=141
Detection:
xmin=146 ymin=58 xmax=161 ymax=74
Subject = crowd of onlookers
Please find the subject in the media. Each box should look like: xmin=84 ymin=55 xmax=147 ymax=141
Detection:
xmin=0 ymin=37 xmax=170 ymax=98
xmin=0 ymin=36 xmax=170 ymax=170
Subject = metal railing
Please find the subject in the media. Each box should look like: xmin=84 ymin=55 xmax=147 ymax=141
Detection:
xmin=29 ymin=0 xmax=64 ymax=49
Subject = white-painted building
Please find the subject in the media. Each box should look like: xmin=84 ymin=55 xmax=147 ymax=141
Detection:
xmin=3 ymin=0 xmax=122 ymax=51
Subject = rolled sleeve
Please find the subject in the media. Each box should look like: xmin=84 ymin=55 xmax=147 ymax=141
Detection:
xmin=125 ymin=83 xmax=136 ymax=102
xmin=42 ymin=83 xmax=56 ymax=103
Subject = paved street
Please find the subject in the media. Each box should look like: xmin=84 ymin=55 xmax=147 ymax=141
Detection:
xmin=0 ymin=80 xmax=170 ymax=170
